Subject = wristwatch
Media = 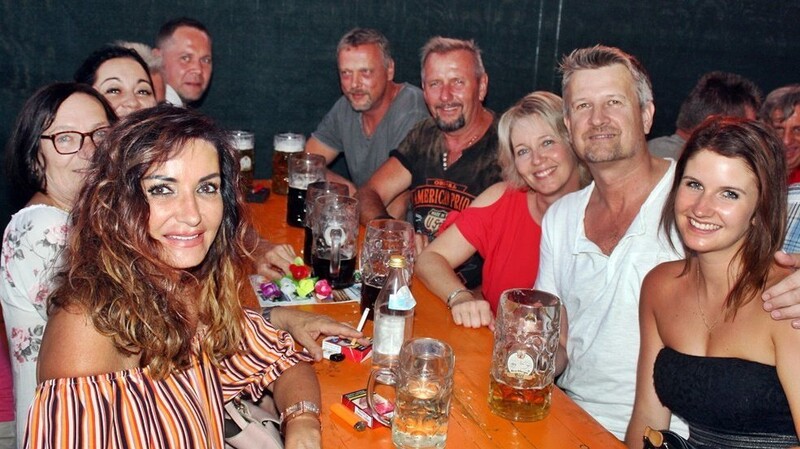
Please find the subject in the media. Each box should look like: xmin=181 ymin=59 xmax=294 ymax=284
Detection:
xmin=279 ymin=400 xmax=321 ymax=433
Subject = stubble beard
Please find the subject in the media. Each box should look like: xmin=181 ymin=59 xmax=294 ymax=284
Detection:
xmin=347 ymin=93 xmax=374 ymax=112
xmin=580 ymin=141 xmax=629 ymax=164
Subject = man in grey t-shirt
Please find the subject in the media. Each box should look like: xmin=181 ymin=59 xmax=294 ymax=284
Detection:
xmin=305 ymin=28 xmax=429 ymax=193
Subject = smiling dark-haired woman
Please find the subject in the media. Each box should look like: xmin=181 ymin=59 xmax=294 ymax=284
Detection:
xmin=26 ymin=105 xmax=321 ymax=449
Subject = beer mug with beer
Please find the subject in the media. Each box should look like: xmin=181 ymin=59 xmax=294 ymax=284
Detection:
xmin=489 ymin=289 xmax=561 ymax=421
xmin=310 ymin=194 xmax=358 ymax=288
xmin=367 ymin=338 xmax=455 ymax=449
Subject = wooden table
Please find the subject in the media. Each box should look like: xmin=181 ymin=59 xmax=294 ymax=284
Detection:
xmin=245 ymin=182 xmax=624 ymax=449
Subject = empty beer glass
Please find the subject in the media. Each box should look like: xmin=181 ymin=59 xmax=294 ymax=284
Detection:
xmin=360 ymin=219 xmax=415 ymax=320
xmin=367 ymin=338 xmax=455 ymax=449
xmin=488 ymin=289 xmax=561 ymax=421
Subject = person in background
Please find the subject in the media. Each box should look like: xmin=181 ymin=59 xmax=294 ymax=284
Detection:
xmin=74 ymin=45 xmax=157 ymax=117
xmin=626 ymin=117 xmax=800 ymax=448
xmin=305 ymin=28 xmax=429 ymax=205
xmin=0 ymin=313 xmax=13 ymax=449
xmin=764 ymin=86 xmax=800 ymax=256
xmin=1 ymin=83 xmax=117 ymax=443
xmin=357 ymin=37 xmax=500 ymax=291
xmin=153 ymin=17 xmax=212 ymax=107
xmin=415 ymin=91 xmax=585 ymax=331
xmin=115 ymin=40 xmax=167 ymax=103
xmin=761 ymin=84 xmax=800 ymax=184
xmin=27 ymin=105 xmax=321 ymax=449
xmin=648 ymin=71 xmax=761 ymax=160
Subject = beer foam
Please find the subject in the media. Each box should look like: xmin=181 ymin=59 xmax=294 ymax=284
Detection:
xmin=275 ymin=140 xmax=304 ymax=152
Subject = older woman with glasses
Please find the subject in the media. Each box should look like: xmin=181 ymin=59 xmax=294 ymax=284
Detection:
xmin=0 ymin=82 xmax=117 ymax=443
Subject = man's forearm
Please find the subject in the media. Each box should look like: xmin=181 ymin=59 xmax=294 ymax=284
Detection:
xmin=356 ymin=187 xmax=391 ymax=225
xmin=323 ymin=169 xmax=357 ymax=195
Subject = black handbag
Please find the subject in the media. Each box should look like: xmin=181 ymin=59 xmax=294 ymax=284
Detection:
xmin=643 ymin=426 xmax=698 ymax=449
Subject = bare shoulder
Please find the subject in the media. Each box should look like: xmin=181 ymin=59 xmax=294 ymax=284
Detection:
xmin=38 ymin=307 xmax=137 ymax=382
xmin=468 ymin=182 xmax=508 ymax=208
xmin=643 ymin=260 xmax=685 ymax=287
xmin=641 ymin=260 xmax=686 ymax=307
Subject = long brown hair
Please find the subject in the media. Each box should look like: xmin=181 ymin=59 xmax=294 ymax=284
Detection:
xmin=661 ymin=116 xmax=787 ymax=318
xmin=50 ymin=104 xmax=258 ymax=378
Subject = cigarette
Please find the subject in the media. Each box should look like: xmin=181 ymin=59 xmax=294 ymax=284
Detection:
xmin=330 ymin=403 xmax=367 ymax=431
xmin=352 ymin=308 xmax=369 ymax=348
xmin=356 ymin=308 xmax=369 ymax=332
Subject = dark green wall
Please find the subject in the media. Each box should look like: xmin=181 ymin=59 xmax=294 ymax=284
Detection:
xmin=2 ymin=0 xmax=799 ymax=229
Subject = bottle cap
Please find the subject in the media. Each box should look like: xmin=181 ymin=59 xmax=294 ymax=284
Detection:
xmin=388 ymin=254 xmax=406 ymax=269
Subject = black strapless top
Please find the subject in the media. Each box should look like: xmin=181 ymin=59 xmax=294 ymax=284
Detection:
xmin=654 ymin=347 xmax=796 ymax=436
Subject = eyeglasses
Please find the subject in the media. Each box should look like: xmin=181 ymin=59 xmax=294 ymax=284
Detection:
xmin=40 ymin=127 xmax=110 ymax=155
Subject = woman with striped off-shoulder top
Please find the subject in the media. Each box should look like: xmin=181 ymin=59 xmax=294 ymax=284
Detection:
xmin=25 ymin=105 xmax=322 ymax=449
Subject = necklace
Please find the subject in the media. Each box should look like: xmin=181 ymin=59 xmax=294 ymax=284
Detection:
xmin=695 ymin=266 xmax=721 ymax=332
xmin=442 ymin=134 xmax=480 ymax=171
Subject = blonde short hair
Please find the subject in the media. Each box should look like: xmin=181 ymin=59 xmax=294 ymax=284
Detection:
xmin=497 ymin=91 xmax=571 ymax=189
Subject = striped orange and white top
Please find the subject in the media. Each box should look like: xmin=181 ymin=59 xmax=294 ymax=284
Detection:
xmin=24 ymin=308 xmax=307 ymax=448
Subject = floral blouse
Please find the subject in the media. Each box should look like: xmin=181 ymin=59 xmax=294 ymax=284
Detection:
xmin=0 ymin=204 xmax=68 ymax=440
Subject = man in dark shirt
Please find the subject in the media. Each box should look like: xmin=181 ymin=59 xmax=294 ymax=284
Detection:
xmin=357 ymin=36 xmax=500 ymax=289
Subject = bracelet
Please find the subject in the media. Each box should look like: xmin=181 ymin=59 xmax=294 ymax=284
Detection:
xmin=446 ymin=288 xmax=474 ymax=309
xmin=279 ymin=400 xmax=321 ymax=433
xmin=262 ymin=307 xmax=275 ymax=323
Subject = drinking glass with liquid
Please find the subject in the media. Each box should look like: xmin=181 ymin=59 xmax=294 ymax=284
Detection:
xmin=367 ymin=338 xmax=454 ymax=449
xmin=310 ymin=194 xmax=358 ymax=288
xmin=303 ymin=181 xmax=349 ymax=265
xmin=272 ymin=133 xmax=305 ymax=195
xmin=488 ymin=288 xmax=561 ymax=421
xmin=229 ymin=130 xmax=255 ymax=193
xmin=286 ymin=153 xmax=326 ymax=227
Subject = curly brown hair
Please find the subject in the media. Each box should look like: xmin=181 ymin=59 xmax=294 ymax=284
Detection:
xmin=49 ymin=104 xmax=259 ymax=378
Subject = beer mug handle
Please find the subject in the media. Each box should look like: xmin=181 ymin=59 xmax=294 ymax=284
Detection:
xmin=366 ymin=368 xmax=394 ymax=427
xmin=328 ymin=227 xmax=343 ymax=277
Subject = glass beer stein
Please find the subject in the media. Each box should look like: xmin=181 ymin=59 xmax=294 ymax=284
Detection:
xmin=302 ymin=181 xmax=349 ymax=265
xmin=367 ymin=338 xmax=455 ymax=449
xmin=488 ymin=288 xmax=561 ymax=421
xmin=229 ymin=130 xmax=254 ymax=193
xmin=360 ymin=219 xmax=415 ymax=320
xmin=310 ymin=194 xmax=359 ymax=288
xmin=272 ymin=132 xmax=305 ymax=195
xmin=286 ymin=153 xmax=326 ymax=227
